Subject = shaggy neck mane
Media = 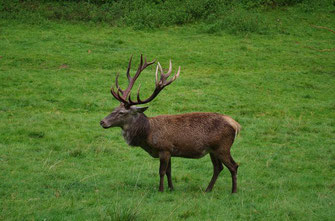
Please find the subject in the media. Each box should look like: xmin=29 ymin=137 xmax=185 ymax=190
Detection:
xmin=122 ymin=113 xmax=150 ymax=146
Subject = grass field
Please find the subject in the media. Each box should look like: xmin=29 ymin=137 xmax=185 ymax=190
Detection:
xmin=1 ymin=5 xmax=335 ymax=220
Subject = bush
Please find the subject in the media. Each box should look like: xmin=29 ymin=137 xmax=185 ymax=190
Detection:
xmin=0 ymin=0 xmax=333 ymax=31
xmin=121 ymin=0 xmax=224 ymax=29
xmin=230 ymin=0 xmax=309 ymax=8
xmin=202 ymin=7 xmax=269 ymax=35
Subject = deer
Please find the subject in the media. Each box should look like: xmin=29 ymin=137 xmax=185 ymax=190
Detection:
xmin=100 ymin=55 xmax=241 ymax=193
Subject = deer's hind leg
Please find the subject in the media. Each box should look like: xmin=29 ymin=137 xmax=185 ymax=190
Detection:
xmin=218 ymin=150 xmax=238 ymax=193
xmin=166 ymin=158 xmax=174 ymax=190
xmin=216 ymin=141 xmax=239 ymax=193
xmin=205 ymin=153 xmax=224 ymax=192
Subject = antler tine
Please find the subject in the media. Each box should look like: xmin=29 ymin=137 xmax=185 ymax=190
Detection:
xmin=139 ymin=54 xmax=144 ymax=69
xmin=111 ymin=86 xmax=119 ymax=100
xmin=165 ymin=66 xmax=180 ymax=86
xmin=122 ymin=55 xmax=143 ymax=99
xmin=115 ymin=73 xmax=124 ymax=95
xmin=144 ymin=55 xmax=156 ymax=66
xmin=156 ymin=60 xmax=172 ymax=79
xmin=146 ymin=57 xmax=156 ymax=66
xmin=111 ymin=86 xmax=127 ymax=104
xmin=117 ymin=87 xmax=129 ymax=104
xmin=126 ymin=55 xmax=133 ymax=83
xmin=128 ymin=91 xmax=135 ymax=104
xmin=155 ymin=64 xmax=159 ymax=86
xmin=131 ymin=54 xmax=154 ymax=86
xmin=127 ymin=84 xmax=142 ymax=105
xmin=135 ymin=54 xmax=144 ymax=75
xmin=157 ymin=62 xmax=167 ymax=81
xmin=175 ymin=66 xmax=181 ymax=78
xmin=165 ymin=60 xmax=172 ymax=77
xmin=136 ymin=84 xmax=142 ymax=102
xmin=135 ymin=54 xmax=156 ymax=76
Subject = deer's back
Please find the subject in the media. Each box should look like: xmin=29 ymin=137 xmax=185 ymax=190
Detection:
xmin=146 ymin=113 xmax=239 ymax=158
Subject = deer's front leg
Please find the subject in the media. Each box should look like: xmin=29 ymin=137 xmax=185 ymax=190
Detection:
xmin=158 ymin=151 xmax=171 ymax=192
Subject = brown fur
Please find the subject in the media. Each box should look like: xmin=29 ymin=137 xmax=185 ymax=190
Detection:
xmin=144 ymin=113 xmax=236 ymax=158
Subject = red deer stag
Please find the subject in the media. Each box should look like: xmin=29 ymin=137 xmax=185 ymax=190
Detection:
xmin=100 ymin=55 xmax=241 ymax=193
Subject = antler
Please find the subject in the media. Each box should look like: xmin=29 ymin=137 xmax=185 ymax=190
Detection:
xmin=127 ymin=60 xmax=180 ymax=106
xmin=111 ymin=54 xmax=156 ymax=105
xmin=111 ymin=55 xmax=180 ymax=108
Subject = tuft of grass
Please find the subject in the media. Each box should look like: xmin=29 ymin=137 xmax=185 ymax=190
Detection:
xmin=106 ymin=206 xmax=139 ymax=221
xmin=69 ymin=148 xmax=84 ymax=158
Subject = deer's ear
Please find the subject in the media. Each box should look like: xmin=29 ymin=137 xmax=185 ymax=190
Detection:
xmin=131 ymin=106 xmax=148 ymax=113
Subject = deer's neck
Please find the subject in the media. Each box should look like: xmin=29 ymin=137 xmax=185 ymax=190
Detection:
xmin=122 ymin=113 xmax=150 ymax=146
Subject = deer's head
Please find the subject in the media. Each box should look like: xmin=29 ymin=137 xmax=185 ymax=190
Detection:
xmin=100 ymin=55 xmax=180 ymax=129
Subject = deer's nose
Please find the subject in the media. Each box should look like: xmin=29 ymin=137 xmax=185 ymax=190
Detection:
xmin=100 ymin=120 xmax=105 ymax=126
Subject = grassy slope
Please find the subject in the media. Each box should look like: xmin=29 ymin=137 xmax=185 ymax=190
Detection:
xmin=0 ymin=8 xmax=334 ymax=221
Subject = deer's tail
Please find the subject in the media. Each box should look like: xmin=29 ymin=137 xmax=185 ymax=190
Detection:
xmin=223 ymin=116 xmax=241 ymax=140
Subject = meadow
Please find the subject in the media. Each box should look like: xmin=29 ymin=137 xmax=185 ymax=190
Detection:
xmin=0 ymin=1 xmax=335 ymax=220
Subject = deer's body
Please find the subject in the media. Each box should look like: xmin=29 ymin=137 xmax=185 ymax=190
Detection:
xmin=100 ymin=55 xmax=241 ymax=193
xmin=123 ymin=113 xmax=240 ymax=159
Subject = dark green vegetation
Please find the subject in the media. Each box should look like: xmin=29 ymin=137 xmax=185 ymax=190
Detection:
xmin=1 ymin=0 xmax=334 ymax=30
xmin=1 ymin=0 xmax=335 ymax=220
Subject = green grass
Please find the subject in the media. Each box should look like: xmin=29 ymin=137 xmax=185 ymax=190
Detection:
xmin=1 ymin=6 xmax=335 ymax=220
